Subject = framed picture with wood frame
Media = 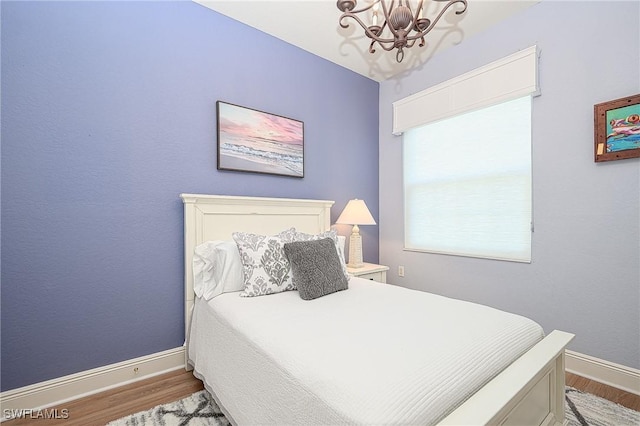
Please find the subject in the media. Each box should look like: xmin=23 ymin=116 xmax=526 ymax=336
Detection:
xmin=217 ymin=101 xmax=304 ymax=178
xmin=594 ymin=94 xmax=640 ymax=162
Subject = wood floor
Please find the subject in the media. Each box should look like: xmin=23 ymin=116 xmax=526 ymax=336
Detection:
xmin=566 ymin=372 xmax=640 ymax=412
xmin=2 ymin=369 xmax=204 ymax=425
xmin=3 ymin=370 xmax=638 ymax=425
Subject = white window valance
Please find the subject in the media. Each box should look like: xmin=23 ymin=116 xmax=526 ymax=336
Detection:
xmin=392 ymin=45 xmax=540 ymax=135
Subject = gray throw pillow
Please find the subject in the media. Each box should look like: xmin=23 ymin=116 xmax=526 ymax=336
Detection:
xmin=284 ymin=238 xmax=349 ymax=300
xmin=294 ymin=229 xmax=350 ymax=281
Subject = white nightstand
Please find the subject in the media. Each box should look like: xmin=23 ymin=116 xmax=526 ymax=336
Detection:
xmin=347 ymin=263 xmax=389 ymax=283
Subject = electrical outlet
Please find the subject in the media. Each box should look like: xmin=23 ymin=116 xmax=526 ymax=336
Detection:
xmin=398 ymin=266 xmax=405 ymax=277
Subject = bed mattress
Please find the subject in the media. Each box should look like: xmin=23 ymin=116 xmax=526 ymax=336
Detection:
xmin=188 ymin=278 xmax=544 ymax=425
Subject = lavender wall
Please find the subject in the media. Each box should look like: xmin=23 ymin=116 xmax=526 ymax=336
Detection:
xmin=1 ymin=1 xmax=379 ymax=391
xmin=379 ymin=1 xmax=639 ymax=369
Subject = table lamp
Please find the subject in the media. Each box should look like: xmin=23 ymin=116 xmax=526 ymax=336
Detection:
xmin=336 ymin=199 xmax=376 ymax=268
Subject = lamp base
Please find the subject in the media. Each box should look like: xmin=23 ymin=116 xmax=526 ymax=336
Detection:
xmin=347 ymin=231 xmax=364 ymax=268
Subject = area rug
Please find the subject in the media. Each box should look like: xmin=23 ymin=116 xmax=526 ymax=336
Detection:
xmin=106 ymin=390 xmax=229 ymax=426
xmin=565 ymin=387 xmax=639 ymax=426
xmin=107 ymin=387 xmax=639 ymax=426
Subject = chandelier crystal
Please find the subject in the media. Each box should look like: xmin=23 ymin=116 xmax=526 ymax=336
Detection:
xmin=337 ymin=0 xmax=468 ymax=63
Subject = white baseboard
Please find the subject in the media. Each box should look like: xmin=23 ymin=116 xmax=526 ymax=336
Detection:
xmin=0 ymin=346 xmax=185 ymax=422
xmin=565 ymin=349 xmax=640 ymax=396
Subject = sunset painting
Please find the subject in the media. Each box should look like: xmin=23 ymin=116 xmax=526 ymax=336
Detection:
xmin=217 ymin=101 xmax=304 ymax=178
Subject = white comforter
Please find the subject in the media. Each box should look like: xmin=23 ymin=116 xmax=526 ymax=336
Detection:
xmin=188 ymin=278 xmax=544 ymax=425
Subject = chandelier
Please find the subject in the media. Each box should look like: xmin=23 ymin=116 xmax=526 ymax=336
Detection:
xmin=337 ymin=0 xmax=468 ymax=63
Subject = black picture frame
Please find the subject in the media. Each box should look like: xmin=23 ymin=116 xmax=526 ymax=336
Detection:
xmin=217 ymin=101 xmax=304 ymax=178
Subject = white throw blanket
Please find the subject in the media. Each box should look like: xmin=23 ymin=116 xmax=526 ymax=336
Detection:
xmin=188 ymin=278 xmax=544 ymax=425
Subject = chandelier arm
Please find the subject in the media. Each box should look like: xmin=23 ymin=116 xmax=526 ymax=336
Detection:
xmin=379 ymin=0 xmax=401 ymax=38
xmin=409 ymin=0 xmax=424 ymax=31
xmin=369 ymin=40 xmax=376 ymax=54
xmin=405 ymin=38 xmax=419 ymax=48
xmin=380 ymin=18 xmax=388 ymax=31
xmin=407 ymin=0 xmax=467 ymax=40
xmin=373 ymin=20 xmax=399 ymax=51
xmin=378 ymin=18 xmax=391 ymax=39
xmin=342 ymin=0 xmax=378 ymax=15
xmin=339 ymin=11 xmax=396 ymax=43
xmin=376 ymin=41 xmax=402 ymax=52
xmin=369 ymin=40 xmax=399 ymax=54
xmin=432 ymin=0 xmax=468 ymax=12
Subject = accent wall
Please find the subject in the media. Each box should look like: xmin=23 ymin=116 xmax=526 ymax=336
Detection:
xmin=1 ymin=1 xmax=379 ymax=391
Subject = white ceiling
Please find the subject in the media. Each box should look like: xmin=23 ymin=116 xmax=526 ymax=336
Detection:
xmin=194 ymin=0 xmax=539 ymax=82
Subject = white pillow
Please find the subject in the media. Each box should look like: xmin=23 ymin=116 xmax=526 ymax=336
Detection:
xmin=193 ymin=240 xmax=244 ymax=300
xmin=337 ymin=235 xmax=346 ymax=263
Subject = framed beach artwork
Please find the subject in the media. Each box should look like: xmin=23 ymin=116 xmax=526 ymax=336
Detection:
xmin=217 ymin=101 xmax=304 ymax=177
xmin=594 ymin=94 xmax=640 ymax=162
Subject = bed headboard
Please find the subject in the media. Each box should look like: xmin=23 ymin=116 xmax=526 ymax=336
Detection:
xmin=180 ymin=194 xmax=334 ymax=362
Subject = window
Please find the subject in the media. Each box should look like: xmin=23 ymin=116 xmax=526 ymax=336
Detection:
xmin=393 ymin=46 xmax=539 ymax=262
xmin=403 ymin=96 xmax=532 ymax=262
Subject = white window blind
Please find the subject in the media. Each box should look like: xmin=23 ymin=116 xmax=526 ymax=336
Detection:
xmin=404 ymin=95 xmax=533 ymax=262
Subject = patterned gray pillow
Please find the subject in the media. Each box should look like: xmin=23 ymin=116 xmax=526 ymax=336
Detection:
xmin=284 ymin=238 xmax=349 ymax=300
xmin=232 ymin=228 xmax=298 ymax=297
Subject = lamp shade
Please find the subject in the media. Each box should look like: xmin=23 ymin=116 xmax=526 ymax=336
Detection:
xmin=336 ymin=199 xmax=376 ymax=225
xmin=336 ymin=199 xmax=375 ymax=268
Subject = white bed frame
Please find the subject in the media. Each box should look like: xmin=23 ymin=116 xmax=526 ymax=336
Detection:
xmin=181 ymin=193 xmax=574 ymax=426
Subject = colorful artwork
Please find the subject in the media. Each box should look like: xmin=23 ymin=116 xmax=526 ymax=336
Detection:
xmin=217 ymin=101 xmax=304 ymax=177
xmin=606 ymin=106 xmax=640 ymax=153
xmin=594 ymin=94 xmax=640 ymax=162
